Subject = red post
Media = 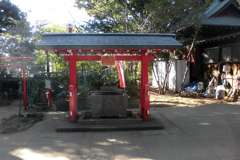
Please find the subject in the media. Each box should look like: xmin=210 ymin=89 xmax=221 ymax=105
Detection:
xmin=69 ymin=50 xmax=77 ymax=120
xmin=144 ymin=84 xmax=150 ymax=119
xmin=0 ymin=57 xmax=34 ymax=109
xmin=139 ymin=83 xmax=143 ymax=115
xmin=69 ymin=27 xmax=72 ymax=33
xmin=69 ymin=85 xmax=76 ymax=120
xmin=23 ymin=64 xmax=27 ymax=109
xmin=140 ymin=51 xmax=149 ymax=116
xmin=48 ymin=89 xmax=51 ymax=110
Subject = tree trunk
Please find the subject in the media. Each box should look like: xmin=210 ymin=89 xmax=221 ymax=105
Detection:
xmin=178 ymin=40 xmax=195 ymax=96
xmin=152 ymin=61 xmax=162 ymax=95
xmin=178 ymin=0 xmax=200 ymax=96
xmin=152 ymin=54 xmax=173 ymax=95
xmin=18 ymin=92 xmax=23 ymax=124
xmin=162 ymin=56 xmax=173 ymax=94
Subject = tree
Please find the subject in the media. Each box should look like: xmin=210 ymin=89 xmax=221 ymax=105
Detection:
xmin=34 ymin=22 xmax=107 ymax=78
xmin=75 ymin=0 xmax=153 ymax=33
xmin=0 ymin=0 xmax=24 ymax=33
xmin=177 ymin=0 xmax=215 ymax=96
xmin=75 ymin=0 xmax=215 ymax=92
xmin=143 ymin=0 xmax=214 ymax=95
xmin=0 ymin=0 xmax=36 ymax=57
xmin=152 ymin=50 xmax=174 ymax=95
xmin=0 ymin=0 xmax=37 ymax=87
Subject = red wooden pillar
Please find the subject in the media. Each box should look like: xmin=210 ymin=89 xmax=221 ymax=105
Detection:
xmin=23 ymin=63 xmax=27 ymax=109
xmin=144 ymin=84 xmax=150 ymax=119
xmin=69 ymin=85 xmax=75 ymax=119
xmin=47 ymin=89 xmax=51 ymax=110
xmin=69 ymin=50 xmax=77 ymax=120
xmin=140 ymin=50 xmax=149 ymax=119
xmin=139 ymin=83 xmax=142 ymax=115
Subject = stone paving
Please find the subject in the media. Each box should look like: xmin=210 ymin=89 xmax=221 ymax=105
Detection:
xmin=0 ymin=100 xmax=240 ymax=160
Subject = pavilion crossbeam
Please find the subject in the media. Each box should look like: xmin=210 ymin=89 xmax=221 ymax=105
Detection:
xmin=48 ymin=49 xmax=171 ymax=55
xmin=64 ymin=55 xmax=154 ymax=61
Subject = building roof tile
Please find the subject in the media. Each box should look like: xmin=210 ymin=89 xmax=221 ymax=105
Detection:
xmin=37 ymin=33 xmax=183 ymax=50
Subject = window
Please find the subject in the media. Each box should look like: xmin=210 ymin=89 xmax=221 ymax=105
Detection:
xmin=202 ymin=48 xmax=219 ymax=63
xmin=221 ymin=46 xmax=232 ymax=62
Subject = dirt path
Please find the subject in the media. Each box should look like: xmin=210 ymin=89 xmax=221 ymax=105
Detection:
xmin=149 ymin=86 xmax=235 ymax=108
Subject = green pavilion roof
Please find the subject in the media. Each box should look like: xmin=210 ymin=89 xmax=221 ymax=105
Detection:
xmin=178 ymin=0 xmax=240 ymax=29
xmin=37 ymin=33 xmax=183 ymax=50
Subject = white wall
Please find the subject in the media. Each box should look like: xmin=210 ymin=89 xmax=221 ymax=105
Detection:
xmin=152 ymin=59 xmax=190 ymax=92
xmin=152 ymin=61 xmax=167 ymax=88
xmin=169 ymin=60 xmax=190 ymax=92
xmin=176 ymin=60 xmax=190 ymax=92
xmin=168 ymin=61 xmax=176 ymax=92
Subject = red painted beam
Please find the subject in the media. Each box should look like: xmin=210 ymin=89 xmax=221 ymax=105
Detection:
xmin=51 ymin=49 xmax=147 ymax=52
xmin=148 ymin=56 xmax=154 ymax=61
xmin=50 ymin=49 xmax=168 ymax=55
xmin=117 ymin=56 xmax=141 ymax=61
xmin=64 ymin=56 xmax=154 ymax=61
xmin=77 ymin=56 xmax=101 ymax=61
xmin=49 ymin=49 xmax=175 ymax=55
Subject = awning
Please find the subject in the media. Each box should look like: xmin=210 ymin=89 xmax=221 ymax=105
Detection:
xmin=37 ymin=33 xmax=183 ymax=50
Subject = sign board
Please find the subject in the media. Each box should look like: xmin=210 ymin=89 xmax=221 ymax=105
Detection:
xmin=223 ymin=65 xmax=230 ymax=72
xmin=45 ymin=79 xmax=51 ymax=89
xmin=101 ymin=56 xmax=115 ymax=66
xmin=30 ymin=67 xmax=45 ymax=73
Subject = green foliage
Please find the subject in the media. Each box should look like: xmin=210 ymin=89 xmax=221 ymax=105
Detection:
xmin=0 ymin=0 xmax=23 ymax=33
xmin=27 ymin=72 xmax=70 ymax=106
xmin=34 ymin=23 xmax=86 ymax=72
xmin=0 ymin=0 xmax=36 ymax=57
xmin=76 ymin=0 xmax=215 ymax=35
xmin=34 ymin=23 xmax=68 ymax=69
xmin=125 ymin=72 xmax=138 ymax=86
xmin=75 ymin=0 xmax=152 ymax=33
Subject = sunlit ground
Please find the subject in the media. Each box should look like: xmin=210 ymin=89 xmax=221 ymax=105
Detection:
xmin=11 ymin=148 xmax=69 ymax=160
xmin=149 ymin=86 xmax=238 ymax=108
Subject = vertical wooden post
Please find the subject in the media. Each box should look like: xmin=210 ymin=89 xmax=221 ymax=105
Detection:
xmin=69 ymin=85 xmax=75 ymax=120
xmin=48 ymin=89 xmax=51 ymax=110
xmin=144 ymin=84 xmax=150 ymax=119
xmin=139 ymin=83 xmax=142 ymax=115
xmin=46 ymin=50 xmax=49 ymax=73
xmin=140 ymin=50 xmax=149 ymax=117
xmin=69 ymin=50 xmax=77 ymax=120
xmin=23 ymin=60 xmax=27 ymax=109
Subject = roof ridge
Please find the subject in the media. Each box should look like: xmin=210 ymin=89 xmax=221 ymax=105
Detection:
xmin=204 ymin=0 xmax=230 ymax=18
xmin=40 ymin=33 xmax=177 ymax=37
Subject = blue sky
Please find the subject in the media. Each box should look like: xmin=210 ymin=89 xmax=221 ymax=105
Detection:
xmin=11 ymin=0 xmax=90 ymax=26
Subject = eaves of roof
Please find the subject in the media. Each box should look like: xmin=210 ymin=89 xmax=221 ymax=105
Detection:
xmin=37 ymin=33 xmax=183 ymax=50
